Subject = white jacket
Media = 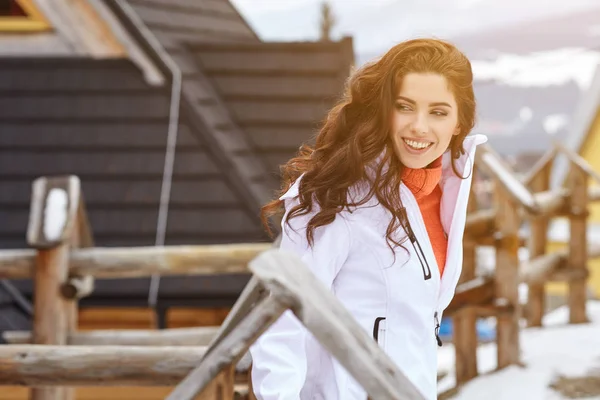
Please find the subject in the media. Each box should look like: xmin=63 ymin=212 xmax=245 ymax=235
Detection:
xmin=250 ymin=134 xmax=488 ymax=400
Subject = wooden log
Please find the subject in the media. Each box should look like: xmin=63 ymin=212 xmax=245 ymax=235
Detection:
xmin=519 ymin=252 xmax=563 ymax=285
xmin=526 ymin=161 xmax=552 ymax=327
xmin=454 ymin=176 xmax=479 ymax=385
xmin=522 ymin=147 xmax=557 ymax=187
xmin=465 ymin=208 xmax=496 ymax=237
xmin=554 ymin=140 xmax=600 ymax=185
xmin=0 ymin=345 xmax=209 ymax=386
xmin=27 ymin=176 xmax=81 ymax=400
xmin=568 ymin=166 xmax=589 ymax=324
xmin=249 ymin=249 xmax=425 ymax=400
xmin=166 ymin=294 xmax=291 ymax=400
xmin=0 ymin=243 xmax=272 ymax=279
xmin=476 ymin=144 xmax=540 ymax=214
xmin=3 ymin=326 xmax=220 ymax=346
xmin=493 ymin=183 xmax=521 ymax=369
xmin=445 ymin=276 xmax=495 ymax=316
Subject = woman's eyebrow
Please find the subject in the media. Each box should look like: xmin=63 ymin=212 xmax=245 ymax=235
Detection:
xmin=396 ymin=95 xmax=452 ymax=108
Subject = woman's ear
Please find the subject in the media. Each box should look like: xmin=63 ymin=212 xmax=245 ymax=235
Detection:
xmin=453 ymin=125 xmax=461 ymax=136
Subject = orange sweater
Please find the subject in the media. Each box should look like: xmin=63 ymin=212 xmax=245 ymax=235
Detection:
xmin=401 ymin=157 xmax=447 ymax=277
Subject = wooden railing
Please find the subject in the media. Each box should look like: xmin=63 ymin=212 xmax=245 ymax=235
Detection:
xmin=0 ymin=140 xmax=598 ymax=399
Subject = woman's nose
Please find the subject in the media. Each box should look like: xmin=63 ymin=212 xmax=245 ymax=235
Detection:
xmin=410 ymin=113 xmax=429 ymax=135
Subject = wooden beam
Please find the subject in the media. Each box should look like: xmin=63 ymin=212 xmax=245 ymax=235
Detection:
xmin=493 ymin=182 xmax=521 ymax=369
xmin=554 ymin=140 xmax=600 ymax=185
xmin=0 ymin=345 xmax=210 ymax=386
xmin=453 ymin=177 xmax=479 ymax=385
xmin=3 ymin=326 xmax=220 ymax=346
xmin=526 ymin=161 xmax=551 ymax=327
xmin=476 ymin=144 xmax=540 ymax=214
xmin=27 ymin=176 xmax=81 ymax=400
xmin=522 ymin=147 xmax=557 ymax=187
xmin=0 ymin=243 xmax=272 ymax=279
xmin=445 ymin=276 xmax=495 ymax=316
xmin=465 ymin=208 xmax=496 ymax=237
xmin=567 ymin=166 xmax=590 ymax=324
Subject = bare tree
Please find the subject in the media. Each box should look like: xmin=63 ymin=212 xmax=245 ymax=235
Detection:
xmin=319 ymin=1 xmax=335 ymax=42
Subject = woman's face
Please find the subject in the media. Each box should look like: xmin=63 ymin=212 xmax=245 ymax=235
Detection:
xmin=389 ymin=72 xmax=460 ymax=169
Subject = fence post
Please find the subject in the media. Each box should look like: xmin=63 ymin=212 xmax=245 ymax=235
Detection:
xmin=493 ymin=181 xmax=521 ymax=369
xmin=453 ymin=168 xmax=479 ymax=384
xmin=526 ymin=162 xmax=551 ymax=327
xmin=27 ymin=176 xmax=81 ymax=400
xmin=568 ymin=166 xmax=589 ymax=324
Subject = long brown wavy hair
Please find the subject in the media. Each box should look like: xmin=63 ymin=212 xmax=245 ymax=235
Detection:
xmin=261 ymin=38 xmax=477 ymax=251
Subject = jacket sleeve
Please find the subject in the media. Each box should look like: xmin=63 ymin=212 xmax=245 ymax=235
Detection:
xmin=249 ymin=198 xmax=352 ymax=400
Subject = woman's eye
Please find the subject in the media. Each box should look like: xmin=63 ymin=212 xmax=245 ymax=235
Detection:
xmin=431 ymin=110 xmax=448 ymax=117
xmin=395 ymin=103 xmax=411 ymax=111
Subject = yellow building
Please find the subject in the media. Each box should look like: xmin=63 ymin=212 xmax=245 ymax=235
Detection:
xmin=548 ymin=63 xmax=600 ymax=298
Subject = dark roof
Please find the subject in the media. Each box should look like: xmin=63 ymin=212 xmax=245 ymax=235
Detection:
xmin=0 ymin=57 xmax=266 ymax=248
xmin=125 ymin=0 xmax=258 ymax=50
xmin=0 ymin=57 xmax=267 ymax=309
xmin=190 ymin=39 xmax=354 ymax=185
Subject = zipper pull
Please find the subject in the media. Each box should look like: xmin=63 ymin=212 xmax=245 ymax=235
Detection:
xmin=399 ymin=207 xmax=417 ymax=242
xmin=434 ymin=312 xmax=442 ymax=347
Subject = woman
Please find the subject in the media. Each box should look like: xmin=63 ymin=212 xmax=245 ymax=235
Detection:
xmin=250 ymin=38 xmax=487 ymax=400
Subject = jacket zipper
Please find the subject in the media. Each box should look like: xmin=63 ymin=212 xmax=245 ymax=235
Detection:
xmin=399 ymin=207 xmax=432 ymax=280
xmin=434 ymin=311 xmax=443 ymax=347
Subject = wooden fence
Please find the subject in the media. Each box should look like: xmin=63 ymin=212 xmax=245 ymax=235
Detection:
xmin=0 ymin=141 xmax=598 ymax=399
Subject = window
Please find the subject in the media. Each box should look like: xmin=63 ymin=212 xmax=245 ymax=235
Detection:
xmin=0 ymin=0 xmax=51 ymax=31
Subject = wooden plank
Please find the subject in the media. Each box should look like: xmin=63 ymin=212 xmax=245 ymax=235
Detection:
xmin=445 ymin=277 xmax=495 ymax=315
xmin=493 ymin=183 xmax=521 ymax=369
xmin=27 ymin=176 xmax=81 ymax=400
xmin=0 ymin=243 xmax=271 ymax=279
xmin=0 ymin=94 xmax=170 ymax=120
xmin=0 ymin=123 xmax=197 ymax=149
xmin=227 ymin=99 xmax=329 ymax=126
xmin=211 ymin=75 xmax=341 ymax=99
xmin=131 ymin=3 xmax=252 ymax=36
xmin=476 ymin=144 xmax=539 ymax=213
xmin=197 ymin=50 xmax=341 ymax=75
xmin=0 ymin=345 xmax=211 ymax=386
xmin=453 ymin=177 xmax=479 ymax=384
xmin=0 ymin=150 xmax=217 ymax=176
xmin=568 ymin=166 xmax=589 ymax=323
xmin=554 ymin=139 xmax=600 ymax=185
xmin=128 ymin=0 xmax=240 ymax=15
xmin=165 ymin=295 xmax=289 ymax=400
xmin=3 ymin=326 xmax=219 ymax=346
xmin=0 ymin=207 xmax=257 ymax=237
xmin=526 ymin=162 xmax=551 ymax=327
xmin=248 ymin=249 xmax=426 ymax=400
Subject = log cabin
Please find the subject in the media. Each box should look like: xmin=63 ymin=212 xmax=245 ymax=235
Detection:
xmin=0 ymin=0 xmax=354 ymax=397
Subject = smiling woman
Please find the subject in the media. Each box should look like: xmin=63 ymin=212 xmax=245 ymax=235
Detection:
xmin=251 ymin=38 xmax=486 ymax=400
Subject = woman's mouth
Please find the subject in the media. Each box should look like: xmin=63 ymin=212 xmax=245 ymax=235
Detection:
xmin=402 ymin=138 xmax=434 ymax=154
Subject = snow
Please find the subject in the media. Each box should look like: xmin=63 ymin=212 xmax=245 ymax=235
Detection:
xmin=43 ymin=188 xmax=68 ymax=241
xmin=470 ymin=48 xmax=600 ymax=89
xmin=437 ymin=301 xmax=600 ymax=399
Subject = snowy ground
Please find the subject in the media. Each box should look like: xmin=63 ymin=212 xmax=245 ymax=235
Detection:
xmin=437 ymin=301 xmax=600 ymax=399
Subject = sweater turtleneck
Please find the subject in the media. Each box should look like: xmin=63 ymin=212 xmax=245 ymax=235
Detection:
xmin=401 ymin=156 xmax=447 ymax=276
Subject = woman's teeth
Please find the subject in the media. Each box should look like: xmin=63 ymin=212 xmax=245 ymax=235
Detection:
xmin=403 ymin=138 xmax=432 ymax=149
